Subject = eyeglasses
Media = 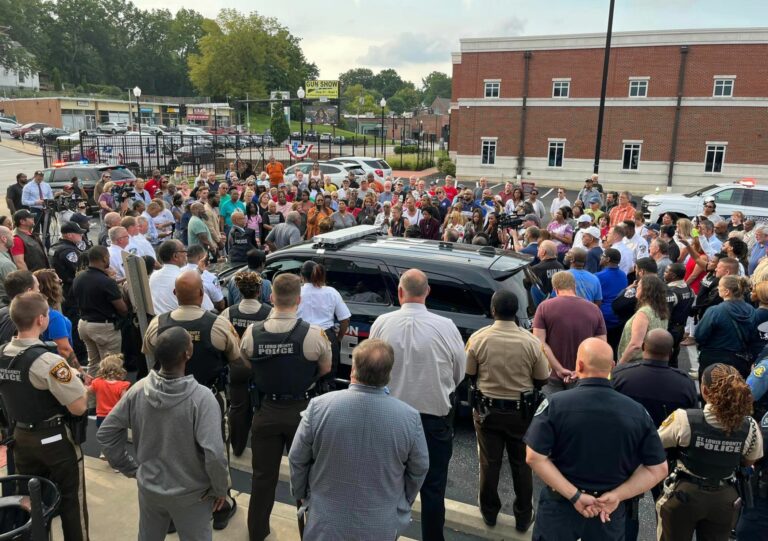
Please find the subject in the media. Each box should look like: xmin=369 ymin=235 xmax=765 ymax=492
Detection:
xmin=704 ymin=205 xmax=714 ymax=209
xmin=174 ymin=250 xmax=187 ymax=255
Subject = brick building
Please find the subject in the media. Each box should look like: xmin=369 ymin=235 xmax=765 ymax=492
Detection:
xmin=449 ymin=28 xmax=768 ymax=191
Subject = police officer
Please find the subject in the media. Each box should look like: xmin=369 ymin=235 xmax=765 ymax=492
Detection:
xmin=220 ymin=271 xmax=271 ymax=456
xmin=663 ymin=263 xmax=694 ymax=367
xmin=747 ymin=321 xmax=768 ymax=421
xmin=226 ymin=211 xmax=256 ymax=265
xmin=657 ymin=363 xmax=763 ymax=540
xmin=524 ymin=338 xmax=668 ymax=540
xmin=142 ymin=269 xmax=241 ymax=529
xmin=52 ymin=221 xmax=85 ymax=316
xmin=465 ymin=290 xmax=549 ymax=531
xmin=239 ymin=273 xmax=331 ymax=541
xmin=736 ymin=411 xmax=768 ymax=539
xmin=0 ymin=292 xmax=89 ymax=541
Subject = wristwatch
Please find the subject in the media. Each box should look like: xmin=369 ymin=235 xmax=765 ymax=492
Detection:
xmin=569 ymin=489 xmax=582 ymax=505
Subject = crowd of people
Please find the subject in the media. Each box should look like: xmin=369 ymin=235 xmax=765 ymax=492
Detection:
xmin=1 ymin=161 xmax=768 ymax=541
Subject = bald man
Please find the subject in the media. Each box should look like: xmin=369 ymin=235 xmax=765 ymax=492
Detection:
xmin=370 ymin=268 xmax=466 ymax=541
xmin=525 ymin=338 xmax=667 ymax=541
xmin=142 ymin=269 xmax=240 ymax=528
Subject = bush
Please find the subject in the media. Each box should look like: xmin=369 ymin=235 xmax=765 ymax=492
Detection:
xmin=439 ymin=159 xmax=456 ymax=176
xmin=393 ymin=154 xmax=435 ymax=171
xmin=394 ymin=145 xmax=418 ymax=154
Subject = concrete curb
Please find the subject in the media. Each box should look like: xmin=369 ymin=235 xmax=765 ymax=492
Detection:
xmin=0 ymin=140 xmax=43 ymax=157
xmin=230 ymin=449 xmax=532 ymax=540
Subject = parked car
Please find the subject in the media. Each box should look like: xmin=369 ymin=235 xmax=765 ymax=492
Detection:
xmin=319 ymin=133 xmax=331 ymax=143
xmin=97 ymin=121 xmax=128 ymax=134
xmin=642 ymin=179 xmax=768 ymax=223
xmin=328 ymin=156 xmax=393 ymax=182
xmin=174 ymin=144 xmax=222 ymax=163
xmin=42 ymin=163 xmax=136 ymax=212
xmin=304 ymin=131 xmax=318 ymax=142
xmin=217 ymin=225 xmax=534 ymax=398
xmin=0 ymin=118 xmax=20 ymax=133
xmin=333 ymin=135 xmax=346 ymax=145
xmin=182 ymin=127 xmax=212 ymax=137
xmin=10 ymin=122 xmax=50 ymax=139
xmin=284 ymin=161 xmax=366 ymax=185
xmin=402 ymin=138 xmax=417 ymax=146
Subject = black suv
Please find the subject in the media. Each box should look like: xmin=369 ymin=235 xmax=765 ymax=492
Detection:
xmin=219 ymin=226 xmax=534 ymax=387
xmin=41 ymin=163 xmax=136 ymax=210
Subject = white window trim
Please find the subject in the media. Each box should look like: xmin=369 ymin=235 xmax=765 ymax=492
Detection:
xmin=628 ymin=76 xmax=651 ymax=81
xmin=483 ymin=80 xmax=500 ymax=99
xmin=712 ymin=78 xmax=734 ymax=97
xmin=547 ymin=141 xmax=565 ymax=168
xmin=483 ymin=78 xmax=501 ymax=83
xmin=548 ymin=137 xmax=567 ymax=142
xmin=705 ymin=141 xmax=728 ymax=145
xmin=713 ymin=75 xmax=737 ymax=79
xmin=552 ymin=77 xmax=572 ymax=82
xmin=623 ymin=139 xmax=644 ymax=144
xmin=480 ymin=139 xmax=497 ymax=166
xmin=704 ymin=144 xmax=727 ymax=174
xmin=552 ymin=80 xmax=570 ymax=99
xmin=628 ymin=79 xmax=648 ymax=98
xmin=481 ymin=136 xmax=499 ymax=141
xmin=622 ymin=142 xmax=642 ymax=171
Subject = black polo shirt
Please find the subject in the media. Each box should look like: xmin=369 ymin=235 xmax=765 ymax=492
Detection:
xmin=6 ymin=182 xmax=23 ymax=213
xmin=71 ymin=266 xmax=122 ymax=322
xmin=612 ymin=360 xmax=698 ymax=427
xmin=524 ymin=378 xmax=666 ymax=492
xmin=531 ymin=258 xmax=564 ymax=294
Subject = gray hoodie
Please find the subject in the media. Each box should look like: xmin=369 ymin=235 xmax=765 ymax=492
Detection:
xmin=97 ymin=370 xmax=229 ymax=505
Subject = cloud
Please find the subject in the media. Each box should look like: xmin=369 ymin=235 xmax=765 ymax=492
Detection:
xmin=357 ymin=32 xmax=454 ymax=67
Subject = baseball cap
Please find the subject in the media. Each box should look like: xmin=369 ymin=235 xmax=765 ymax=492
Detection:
xmin=577 ymin=215 xmax=593 ymax=224
xmin=60 ymin=221 xmax=86 ymax=235
xmin=13 ymin=209 xmax=33 ymax=224
xmin=647 ymin=223 xmax=661 ymax=233
xmin=588 ymin=196 xmax=601 ymax=205
xmin=583 ymin=226 xmax=601 ymax=239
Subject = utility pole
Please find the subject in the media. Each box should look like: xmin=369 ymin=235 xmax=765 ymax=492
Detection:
xmin=593 ymin=0 xmax=616 ymax=175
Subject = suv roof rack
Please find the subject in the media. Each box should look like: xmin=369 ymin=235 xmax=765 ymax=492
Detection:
xmin=311 ymin=225 xmax=381 ymax=249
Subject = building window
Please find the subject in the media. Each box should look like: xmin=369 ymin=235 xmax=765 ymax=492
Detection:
xmin=552 ymin=81 xmax=570 ymax=98
xmin=622 ymin=143 xmax=641 ymax=170
xmin=548 ymin=141 xmax=564 ymax=167
xmin=713 ymin=79 xmax=734 ymax=97
xmin=481 ymin=140 xmax=496 ymax=165
xmin=17 ymin=72 xmax=25 ymax=84
xmin=484 ymin=81 xmax=500 ymax=98
xmin=629 ymin=80 xmax=648 ymax=97
xmin=705 ymin=145 xmax=726 ymax=173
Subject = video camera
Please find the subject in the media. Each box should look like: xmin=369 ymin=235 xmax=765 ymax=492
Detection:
xmin=497 ymin=211 xmax=524 ymax=230
xmin=112 ymin=184 xmax=135 ymax=205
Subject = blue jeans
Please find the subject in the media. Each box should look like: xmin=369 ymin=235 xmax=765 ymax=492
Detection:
xmin=419 ymin=414 xmax=454 ymax=541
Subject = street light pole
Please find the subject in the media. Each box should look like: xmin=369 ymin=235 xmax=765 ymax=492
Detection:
xmin=297 ymin=86 xmax=305 ymax=144
xmin=380 ymin=97 xmax=386 ymax=159
xmin=133 ymin=86 xmax=144 ymax=175
xmin=593 ymin=0 xmax=616 ymax=175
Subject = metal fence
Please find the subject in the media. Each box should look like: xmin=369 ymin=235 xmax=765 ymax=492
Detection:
xmin=40 ymin=132 xmax=438 ymax=177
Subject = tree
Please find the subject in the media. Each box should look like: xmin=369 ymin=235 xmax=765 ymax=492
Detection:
xmin=189 ymin=9 xmax=317 ymax=99
xmin=339 ymin=68 xmax=374 ymax=91
xmin=421 ymin=71 xmax=452 ymax=104
xmin=341 ymin=84 xmax=382 ymax=115
xmin=270 ymin=104 xmax=290 ymax=145
xmin=386 ymin=96 xmax=406 ymax=115
xmin=51 ymin=67 xmax=63 ymax=91
xmin=392 ymin=86 xmax=422 ymax=112
xmin=372 ymin=69 xmax=407 ymax=98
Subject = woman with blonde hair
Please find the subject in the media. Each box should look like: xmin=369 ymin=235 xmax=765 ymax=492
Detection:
xmin=675 ymin=218 xmax=693 ymax=262
xmin=443 ymin=210 xmax=466 ymax=241
xmin=657 ymin=363 xmax=761 ymax=541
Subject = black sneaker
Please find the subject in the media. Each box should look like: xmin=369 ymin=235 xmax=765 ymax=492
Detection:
xmin=516 ymin=509 xmax=536 ymax=533
xmin=480 ymin=510 xmax=496 ymax=527
xmin=212 ymin=497 xmax=237 ymax=530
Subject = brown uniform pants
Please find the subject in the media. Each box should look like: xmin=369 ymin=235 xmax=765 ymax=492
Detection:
xmin=247 ymin=398 xmax=308 ymax=541
xmin=13 ymin=425 xmax=89 ymax=541
xmin=656 ymin=478 xmax=738 ymax=541
xmin=474 ymin=408 xmax=533 ymax=525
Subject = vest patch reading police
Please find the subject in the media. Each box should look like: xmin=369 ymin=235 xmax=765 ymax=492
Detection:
xmin=257 ymin=343 xmax=296 ymax=356
xmin=693 ymin=435 xmax=743 ymax=454
xmin=0 ymin=367 xmax=21 ymax=382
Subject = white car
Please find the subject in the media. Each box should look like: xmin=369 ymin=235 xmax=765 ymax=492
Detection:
xmin=284 ymin=161 xmax=366 ymax=185
xmin=0 ymin=118 xmax=20 ymax=133
xmin=642 ymin=179 xmax=768 ymax=223
xmin=182 ymin=127 xmax=212 ymax=137
xmin=98 ymin=121 xmax=128 ymax=134
xmin=328 ymin=157 xmax=393 ymax=182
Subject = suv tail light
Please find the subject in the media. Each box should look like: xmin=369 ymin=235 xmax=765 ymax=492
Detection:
xmin=375 ymin=169 xmax=383 ymax=178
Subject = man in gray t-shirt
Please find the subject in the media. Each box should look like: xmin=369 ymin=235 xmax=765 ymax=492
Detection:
xmin=266 ymin=211 xmax=302 ymax=250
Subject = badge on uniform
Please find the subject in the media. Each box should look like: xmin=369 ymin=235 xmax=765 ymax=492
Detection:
xmin=49 ymin=361 xmax=72 ymax=383
xmin=534 ymin=398 xmax=548 ymax=416
xmin=754 ymin=365 xmax=766 ymax=379
xmin=661 ymin=411 xmax=675 ymax=428
xmin=66 ymin=252 xmax=79 ymax=263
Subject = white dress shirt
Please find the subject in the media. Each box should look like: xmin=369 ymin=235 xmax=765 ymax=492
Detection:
xmin=612 ymin=240 xmax=636 ymax=276
xmin=149 ymin=264 xmax=214 ymax=315
xmin=550 ymin=197 xmax=571 ymax=216
xmin=130 ymin=234 xmax=156 ymax=258
xmin=297 ymin=283 xmax=351 ymax=330
xmin=108 ymin=245 xmax=128 ymax=280
xmin=183 ymin=264 xmax=224 ymax=304
xmin=22 ymin=181 xmax=54 ymax=209
xmin=369 ymin=303 xmax=466 ymax=417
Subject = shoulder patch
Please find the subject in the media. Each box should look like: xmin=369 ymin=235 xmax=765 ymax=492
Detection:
xmin=661 ymin=411 xmax=675 ymax=429
xmin=49 ymin=361 xmax=72 ymax=383
xmin=754 ymin=365 xmax=766 ymax=379
xmin=761 ymin=412 xmax=768 ymax=429
xmin=534 ymin=398 xmax=549 ymax=416
xmin=66 ymin=251 xmax=79 ymax=263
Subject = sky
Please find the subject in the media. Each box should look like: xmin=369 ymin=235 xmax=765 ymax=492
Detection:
xmin=133 ymin=0 xmax=768 ymax=86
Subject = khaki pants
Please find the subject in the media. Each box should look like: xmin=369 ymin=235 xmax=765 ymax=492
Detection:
xmin=77 ymin=321 xmax=121 ymax=377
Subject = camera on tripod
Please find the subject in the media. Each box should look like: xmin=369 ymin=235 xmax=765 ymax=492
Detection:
xmin=112 ymin=184 xmax=135 ymax=204
xmin=497 ymin=212 xmax=524 ymax=230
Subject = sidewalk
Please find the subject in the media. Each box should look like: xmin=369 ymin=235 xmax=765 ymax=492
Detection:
xmin=0 ymin=138 xmax=43 ymax=157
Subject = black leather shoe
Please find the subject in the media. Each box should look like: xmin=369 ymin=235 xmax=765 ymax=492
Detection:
xmin=167 ymin=521 xmax=176 ymax=534
xmin=213 ymin=497 xmax=237 ymax=530
xmin=480 ymin=510 xmax=496 ymax=527
xmin=516 ymin=509 xmax=535 ymax=533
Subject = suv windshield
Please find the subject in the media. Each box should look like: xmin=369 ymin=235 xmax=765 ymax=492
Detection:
xmin=683 ymin=184 xmax=720 ymax=197
xmin=363 ymin=159 xmax=390 ymax=169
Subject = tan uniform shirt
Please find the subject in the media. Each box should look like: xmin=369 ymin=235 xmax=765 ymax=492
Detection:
xmin=220 ymin=299 xmax=269 ymax=320
xmin=3 ymin=338 xmax=86 ymax=407
xmin=658 ymin=405 xmax=764 ymax=474
xmin=203 ymin=202 xmax=222 ymax=243
xmin=465 ymin=320 xmax=550 ymax=400
xmin=240 ymin=311 xmax=332 ymax=370
xmin=142 ymin=305 xmax=240 ymax=362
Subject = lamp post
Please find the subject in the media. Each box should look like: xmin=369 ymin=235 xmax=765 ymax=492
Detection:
xmin=380 ymin=97 xmax=386 ymax=158
xmin=297 ymin=86 xmax=305 ymax=144
xmin=132 ymin=86 xmax=144 ymax=174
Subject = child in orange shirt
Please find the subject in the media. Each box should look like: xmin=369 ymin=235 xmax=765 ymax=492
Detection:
xmin=88 ymin=354 xmax=130 ymax=429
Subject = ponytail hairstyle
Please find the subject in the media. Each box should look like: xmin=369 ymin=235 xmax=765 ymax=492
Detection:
xmin=720 ymin=274 xmax=750 ymax=300
xmin=300 ymin=261 xmax=326 ymax=288
xmin=701 ymin=363 xmax=753 ymax=434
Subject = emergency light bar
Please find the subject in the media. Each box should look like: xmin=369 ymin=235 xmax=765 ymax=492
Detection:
xmin=738 ymin=178 xmax=757 ymax=187
xmin=312 ymin=225 xmax=381 ymax=247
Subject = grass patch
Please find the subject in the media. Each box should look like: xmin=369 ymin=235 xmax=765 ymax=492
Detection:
xmin=246 ymin=113 xmax=357 ymax=138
